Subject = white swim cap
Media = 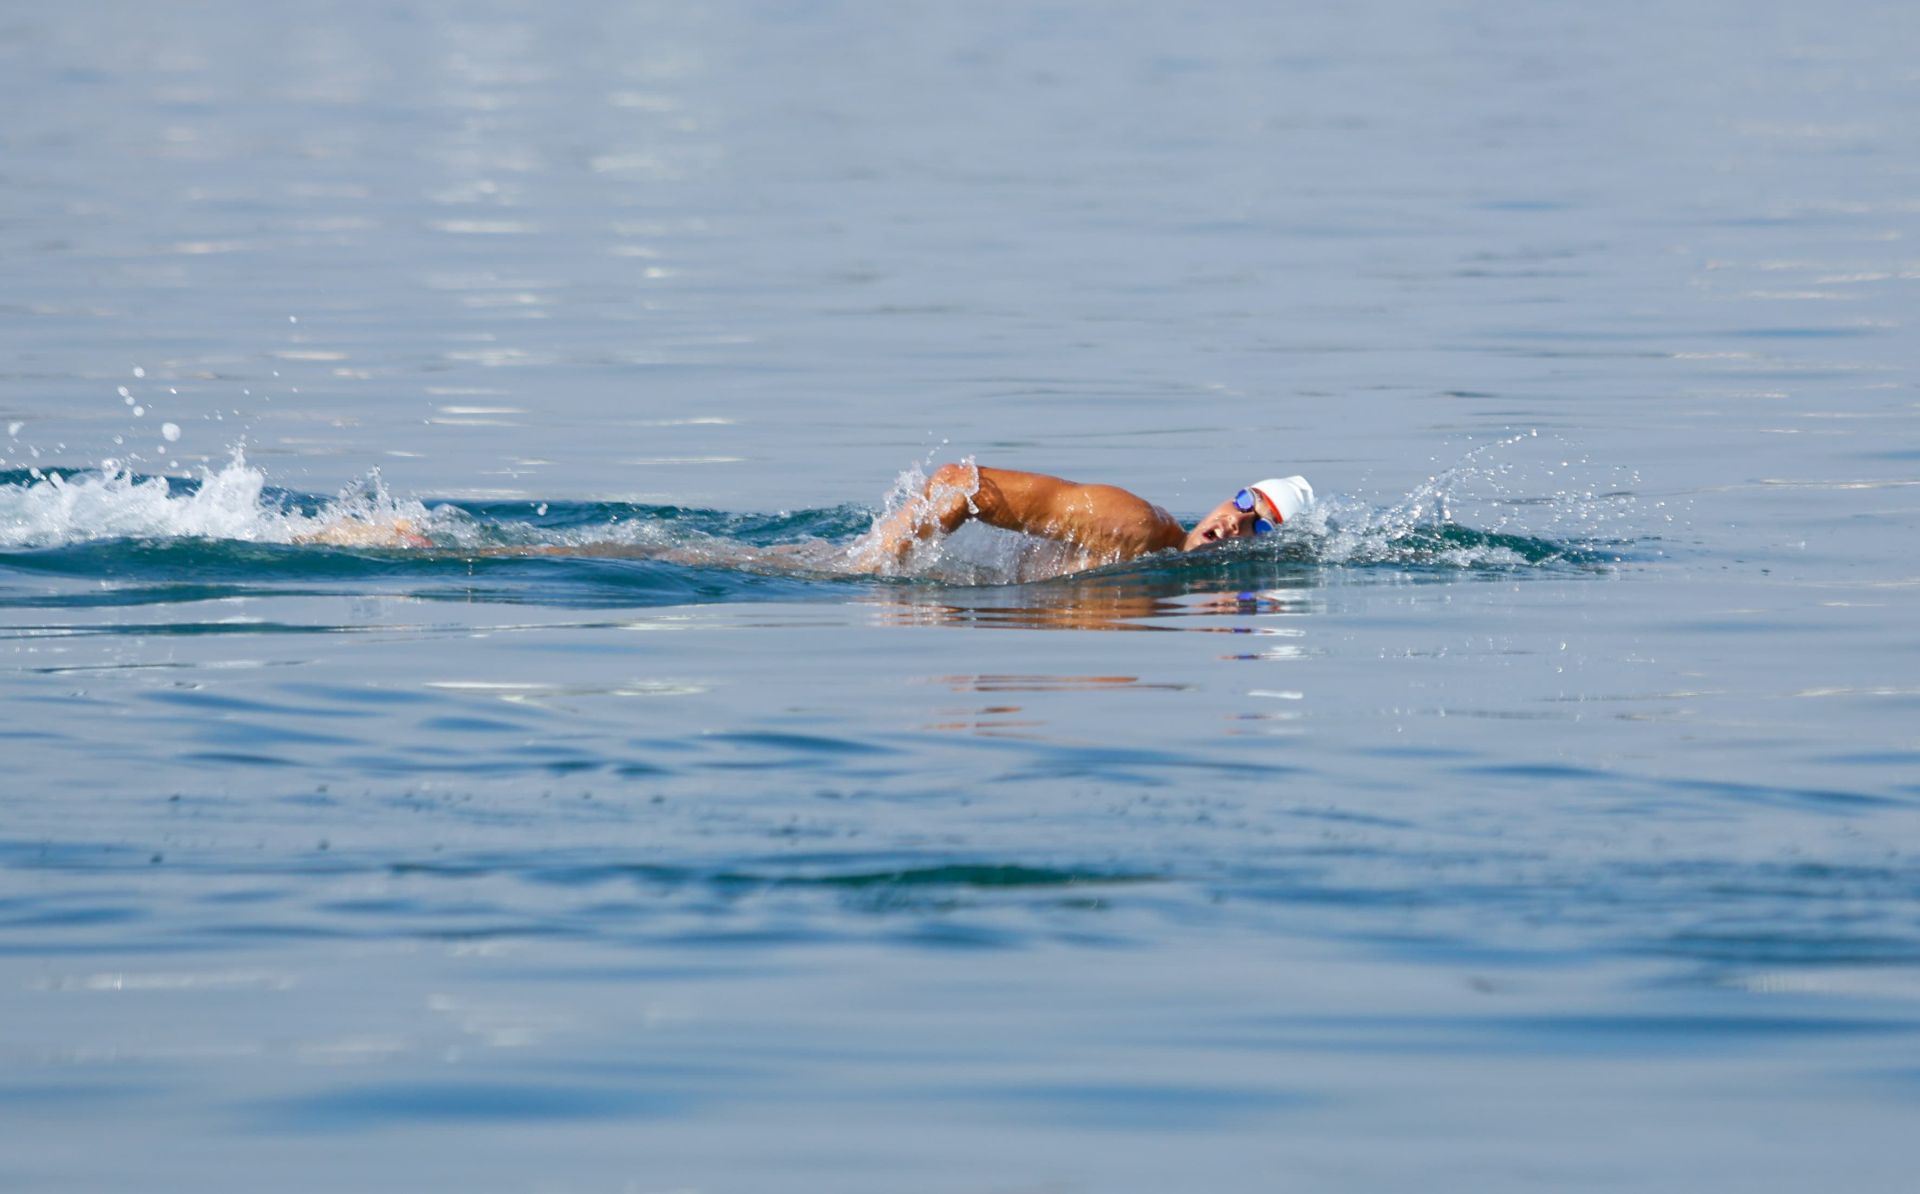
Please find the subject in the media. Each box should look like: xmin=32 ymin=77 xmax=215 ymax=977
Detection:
xmin=1245 ymin=476 xmax=1314 ymax=526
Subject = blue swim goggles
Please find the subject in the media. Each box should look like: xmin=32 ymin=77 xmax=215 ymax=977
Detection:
xmin=1234 ymin=488 xmax=1277 ymax=535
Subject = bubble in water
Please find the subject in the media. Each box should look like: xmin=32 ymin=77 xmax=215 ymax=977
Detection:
xmin=161 ymin=423 xmax=182 ymax=442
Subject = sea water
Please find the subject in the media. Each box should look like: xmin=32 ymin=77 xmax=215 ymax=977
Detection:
xmin=3 ymin=1 xmax=1919 ymax=1191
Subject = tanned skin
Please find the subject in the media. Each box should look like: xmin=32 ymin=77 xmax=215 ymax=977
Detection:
xmin=860 ymin=463 xmax=1269 ymax=569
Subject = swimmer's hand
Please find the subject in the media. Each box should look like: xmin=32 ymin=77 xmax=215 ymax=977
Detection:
xmin=846 ymin=514 xmax=922 ymax=573
xmin=294 ymin=518 xmax=432 ymax=548
xmin=846 ymin=463 xmax=991 ymax=573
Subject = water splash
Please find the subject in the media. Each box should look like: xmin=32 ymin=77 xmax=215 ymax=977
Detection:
xmin=1292 ymin=430 xmax=1642 ymax=570
xmin=0 ymin=438 xmax=1644 ymax=595
xmin=844 ymin=456 xmax=1100 ymax=584
xmin=0 ymin=450 xmax=432 ymax=550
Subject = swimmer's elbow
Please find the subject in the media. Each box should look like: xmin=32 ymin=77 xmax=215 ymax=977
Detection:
xmin=925 ymin=462 xmax=977 ymax=497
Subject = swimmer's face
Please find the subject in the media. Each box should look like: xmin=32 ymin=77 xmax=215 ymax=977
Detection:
xmin=1182 ymin=496 xmax=1263 ymax=551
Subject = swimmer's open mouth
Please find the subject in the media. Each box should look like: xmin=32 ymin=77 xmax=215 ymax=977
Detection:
xmin=1186 ymin=531 xmax=1242 ymax=553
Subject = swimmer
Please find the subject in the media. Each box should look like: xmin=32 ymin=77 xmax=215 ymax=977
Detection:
xmin=850 ymin=463 xmax=1314 ymax=572
xmin=293 ymin=464 xmax=1314 ymax=572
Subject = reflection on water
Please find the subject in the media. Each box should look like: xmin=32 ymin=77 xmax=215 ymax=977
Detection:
xmin=932 ymin=674 xmax=1193 ymax=693
xmin=892 ymin=577 xmax=1325 ymax=742
xmin=868 ymin=571 xmax=1325 ymax=634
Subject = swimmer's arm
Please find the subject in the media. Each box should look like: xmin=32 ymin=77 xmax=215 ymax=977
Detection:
xmin=858 ymin=465 xmax=1047 ymax=562
xmin=859 ymin=464 xmax=1179 ymax=565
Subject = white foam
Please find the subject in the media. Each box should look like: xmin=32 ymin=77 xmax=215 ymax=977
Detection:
xmin=0 ymin=450 xmax=434 ymax=549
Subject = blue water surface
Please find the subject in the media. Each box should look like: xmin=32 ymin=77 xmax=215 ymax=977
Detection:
xmin=3 ymin=2 xmax=1919 ymax=1191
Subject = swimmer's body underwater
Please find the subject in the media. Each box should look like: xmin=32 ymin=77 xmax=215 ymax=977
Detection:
xmin=301 ymin=464 xmax=1315 ymax=572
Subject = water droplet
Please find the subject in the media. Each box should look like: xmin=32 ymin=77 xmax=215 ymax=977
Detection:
xmin=161 ymin=423 xmax=182 ymax=442
xmin=132 ymin=406 xmax=145 ymax=417
xmin=132 ymin=366 xmax=145 ymax=378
